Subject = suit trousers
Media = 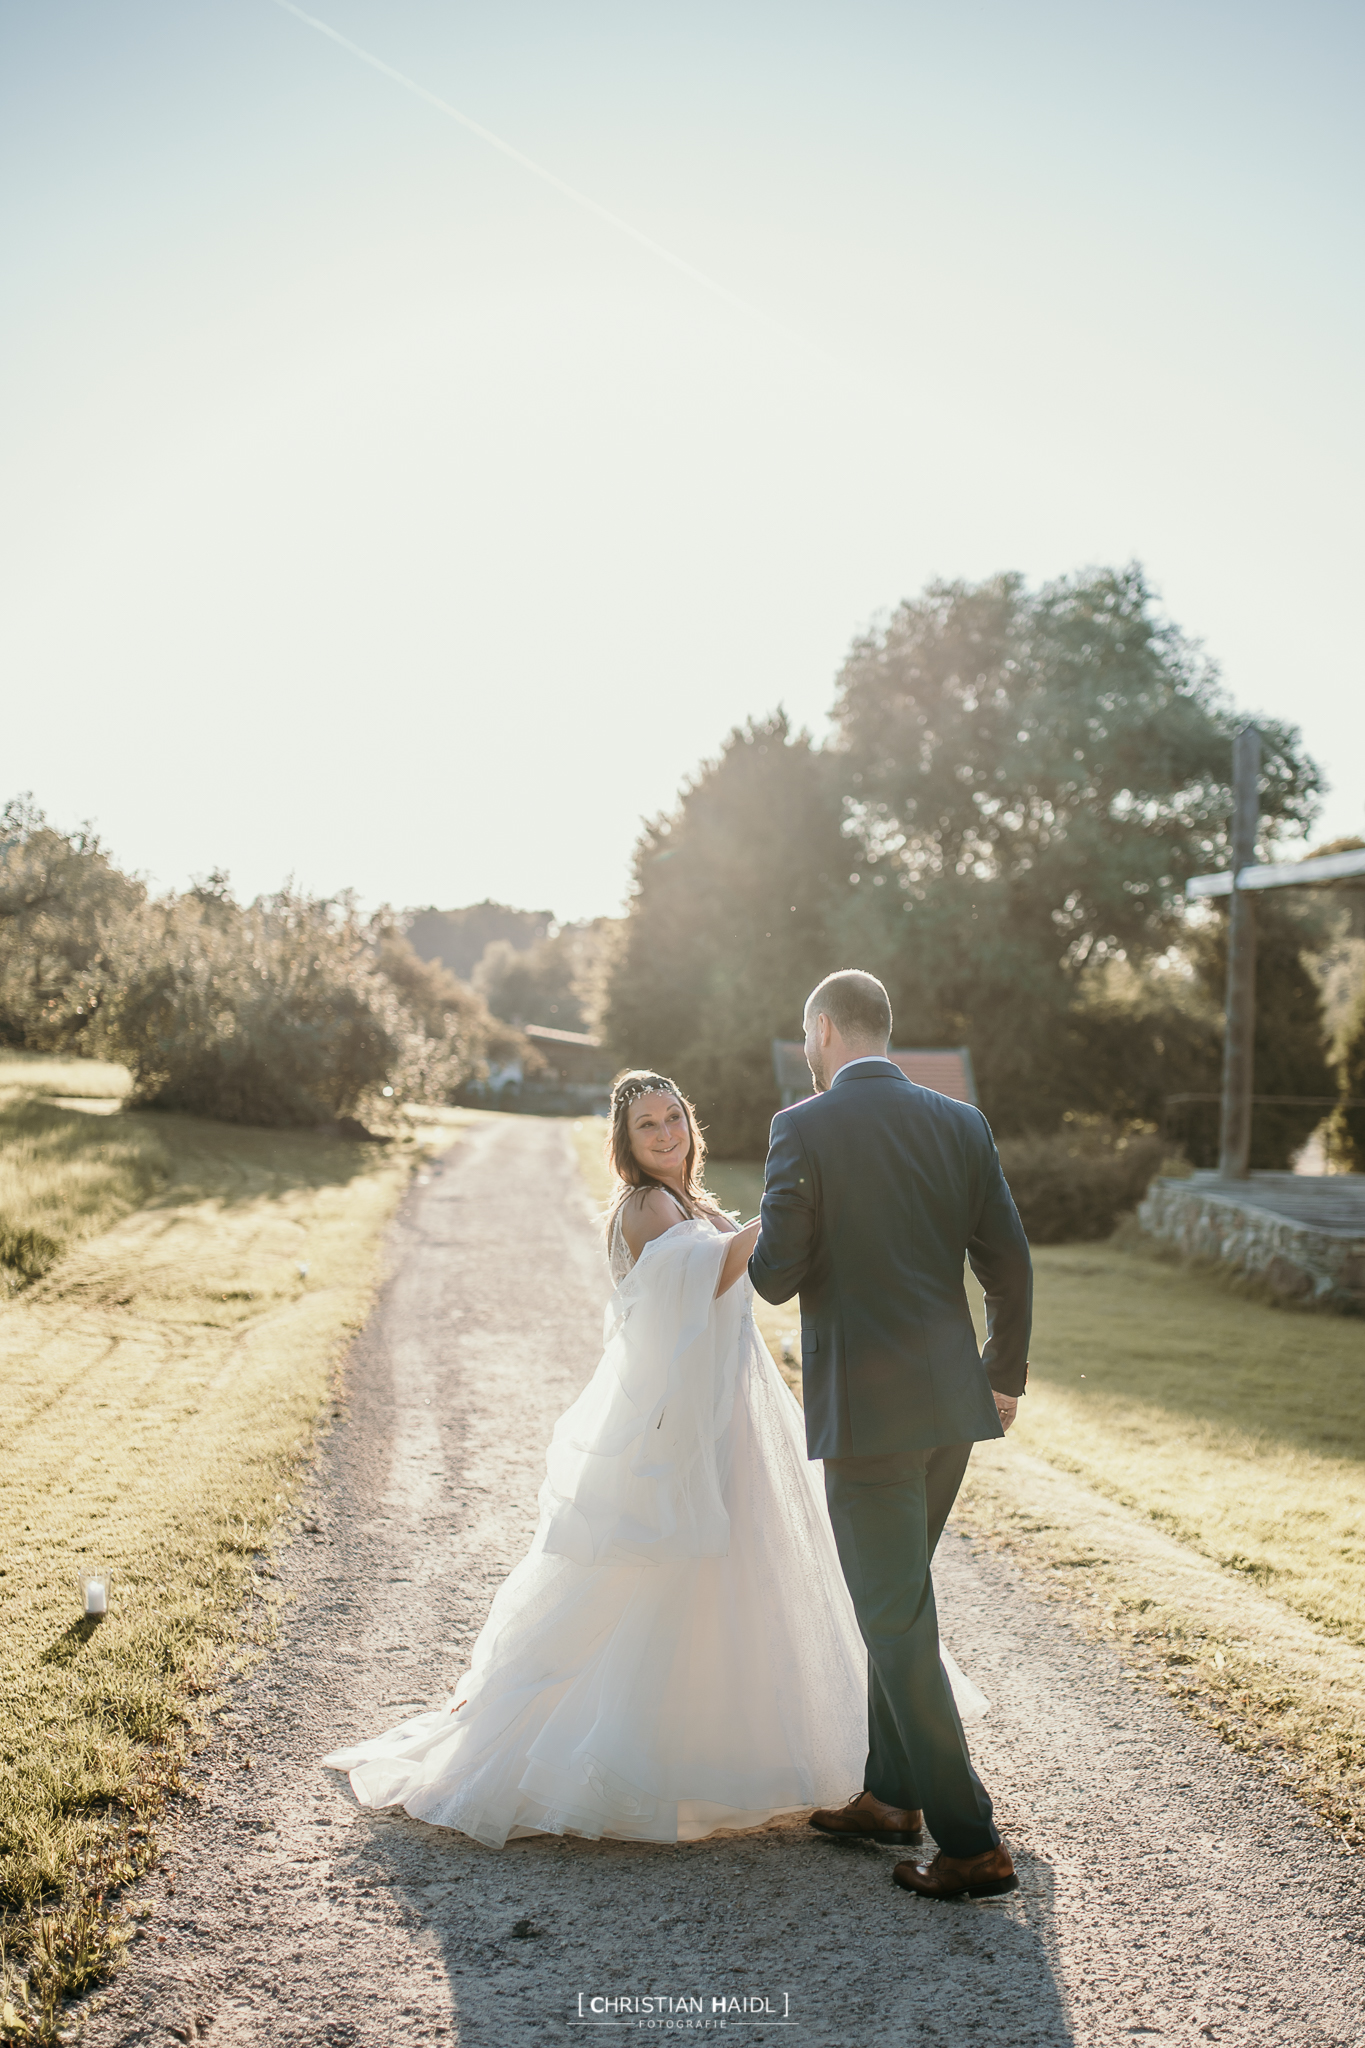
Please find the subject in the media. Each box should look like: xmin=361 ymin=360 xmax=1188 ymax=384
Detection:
xmin=823 ymin=1443 xmax=999 ymax=1860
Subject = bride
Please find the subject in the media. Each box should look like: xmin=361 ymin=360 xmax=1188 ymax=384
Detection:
xmin=322 ymin=1070 xmax=983 ymax=1848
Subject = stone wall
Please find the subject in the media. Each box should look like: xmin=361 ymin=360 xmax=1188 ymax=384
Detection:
xmin=1138 ymin=1176 xmax=1365 ymax=1314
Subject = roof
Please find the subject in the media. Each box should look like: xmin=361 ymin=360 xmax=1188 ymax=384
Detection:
xmin=1186 ymin=845 xmax=1365 ymax=898
xmin=771 ymin=1041 xmax=976 ymax=1106
xmin=523 ymin=1025 xmax=603 ymax=1048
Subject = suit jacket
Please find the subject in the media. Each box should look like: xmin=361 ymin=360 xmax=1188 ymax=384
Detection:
xmin=748 ymin=1058 xmax=1032 ymax=1459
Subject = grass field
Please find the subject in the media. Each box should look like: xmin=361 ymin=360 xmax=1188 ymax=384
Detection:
xmin=0 ymin=1052 xmax=464 ymax=2038
xmin=979 ymin=1241 xmax=1365 ymax=1642
xmin=957 ymin=1239 xmax=1365 ymax=1844
xmin=574 ymin=1135 xmax=1365 ymax=1843
xmin=0 ymin=1055 xmax=161 ymax=1289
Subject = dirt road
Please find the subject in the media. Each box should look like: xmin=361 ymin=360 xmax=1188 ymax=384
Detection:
xmin=88 ymin=1115 xmax=1365 ymax=2047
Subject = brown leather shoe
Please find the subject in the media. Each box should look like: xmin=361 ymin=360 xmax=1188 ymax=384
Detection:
xmin=892 ymin=1845 xmax=1017 ymax=1899
xmin=809 ymin=1791 xmax=924 ymax=1846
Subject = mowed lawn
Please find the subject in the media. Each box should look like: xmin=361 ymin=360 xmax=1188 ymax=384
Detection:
xmin=0 ymin=1053 xmax=464 ymax=2024
xmin=993 ymin=1243 xmax=1365 ymax=1644
xmin=0 ymin=1052 xmax=158 ymax=1285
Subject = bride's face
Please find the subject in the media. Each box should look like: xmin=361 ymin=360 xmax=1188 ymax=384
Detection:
xmin=628 ymin=1091 xmax=690 ymax=1182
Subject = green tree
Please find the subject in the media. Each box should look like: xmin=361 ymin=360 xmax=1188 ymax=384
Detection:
xmin=477 ymin=936 xmax=586 ymax=1032
xmin=830 ymin=565 xmax=1324 ymax=1134
xmin=406 ymin=902 xmax=552 ymax=982
xmin=1060 ymin=964 xmax=1222 ymax=1137
xmin=475 ymin=918 xmax=624 ymax=1035
xmin=1335 ymin=980 xmax=1365 ymax=1170
xmin=605 ymin=713 xmax=852 ymax=1156
xmin=373 ymin=926 xmax=530 ymax=1097
xmin=107 ymin=897 xmax=523 ymax=1128
xmin=1182 ymin=898 xmax=1336 ymax=1167
xmin=0 ymin=796 xmax=146 ymax=1051
xmin=107 ymin=887 xmax=406 ymax=1126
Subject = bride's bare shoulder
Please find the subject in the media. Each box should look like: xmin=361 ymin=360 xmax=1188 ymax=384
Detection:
xmin=620 ymin=1185 xmax=688 ymax=1260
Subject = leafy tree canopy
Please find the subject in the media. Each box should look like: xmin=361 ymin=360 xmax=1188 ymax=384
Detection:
xmin=475 ymin=919 xmax=623 ymax=1036
xmin=606 ymin=566 xmax=1331 ymax=1157
xmin=1335 ymin=981 xmax=1365 ymax=1170
xmin=832 ymin=563 xmax=1320 ymax=970
xmin=109 ymin=887 xmax=404 ymax=1126
xmin=605 ymin=712 xmax=852 ymax=1157
xmin=820 ymin=565 xmax=1325 ymax=1136
xmin=406 ymin=901 xmax=553 ymax=983
xmin=0 ymin=796 xmax=145 ymax=1051
xmin=1174 ymin=898 xmax=1335 ymax=1168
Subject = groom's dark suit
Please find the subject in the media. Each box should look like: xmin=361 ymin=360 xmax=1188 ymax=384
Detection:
xmin=748 ymin=1057 xmax=1032 ymax=1858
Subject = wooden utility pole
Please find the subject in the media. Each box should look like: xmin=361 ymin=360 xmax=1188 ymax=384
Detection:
xmin=1217 ymin=725 xmax=1260 ymax=1179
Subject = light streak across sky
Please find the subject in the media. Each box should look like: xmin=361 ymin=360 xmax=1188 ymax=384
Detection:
xmin=268 ymin=0 xmax=834 ymax=368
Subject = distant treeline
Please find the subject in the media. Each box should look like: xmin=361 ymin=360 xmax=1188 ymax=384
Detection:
xmin=410 ymin=903 xmax=623 ymax=1041
xmin=0 ymin=811 xmax=531 ymax=1128
xmin=0 ymin=806 xmax=625 ymax=1129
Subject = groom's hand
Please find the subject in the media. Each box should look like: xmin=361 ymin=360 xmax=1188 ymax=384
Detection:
xmin=993 ymin=1392 xmax=1019 ymax=1433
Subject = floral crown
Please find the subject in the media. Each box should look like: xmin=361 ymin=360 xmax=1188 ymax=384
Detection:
xmin=612 ymin=1072 xmax=681 ymax=1111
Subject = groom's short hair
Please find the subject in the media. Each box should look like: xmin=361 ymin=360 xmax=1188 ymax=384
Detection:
xmin=806 ymin=970 xmax=892 ymax=1047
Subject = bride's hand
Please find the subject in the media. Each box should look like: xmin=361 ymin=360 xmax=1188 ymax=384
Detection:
xmin=716 ymin=1219 xmax=761 ymax=1297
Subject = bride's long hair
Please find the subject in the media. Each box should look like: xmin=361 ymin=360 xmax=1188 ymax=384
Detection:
xmin=604 ymin=1070 xmax=713 ymax=1238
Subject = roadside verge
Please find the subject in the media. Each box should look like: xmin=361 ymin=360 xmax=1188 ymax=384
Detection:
xmin=0 ymin=1073 xmax=470 ymax=2039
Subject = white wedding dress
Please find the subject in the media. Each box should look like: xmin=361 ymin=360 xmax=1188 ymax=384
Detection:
xmin=322 ymin=1212 xmax=987 ymax=1848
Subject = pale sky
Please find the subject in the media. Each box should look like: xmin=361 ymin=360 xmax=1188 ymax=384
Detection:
xmin=3 ymin=0 xmax=1362 ymax=921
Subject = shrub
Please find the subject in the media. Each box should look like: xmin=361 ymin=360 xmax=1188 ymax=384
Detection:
xmin=0 ymin=796 xmax=145 ymax=1053
xmin=1331 ymin=977 xmax=1365 ymax=1170
xmin=107 ymin=888 xmax=405 ymax=1128
xmin=104 ymin=896 xmax=521 ymax=1130
xmin=374 ymin=927 xmax=534 ymax=1101
xmin=997 ymin=1116 xmax=1177 ymax=1245
xmin=1 ymin=805 xmax=524 ymax=1132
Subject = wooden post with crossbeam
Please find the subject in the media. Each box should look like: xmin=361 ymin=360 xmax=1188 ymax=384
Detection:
xmin=1186 ymin=743 xmax=1365 ymax=1179
xmin=1217 ymin=726 xmax=1261 ymax=1178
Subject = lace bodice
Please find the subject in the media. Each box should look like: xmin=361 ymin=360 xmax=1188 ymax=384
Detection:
xmin=608 ymin=1210 xmax=635 ymax=1285
xmin=607 ymin=1197 xmax=722 ymax=1283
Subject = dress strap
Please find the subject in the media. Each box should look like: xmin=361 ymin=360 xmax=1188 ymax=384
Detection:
xmin=623 ymin=1184 xmax=691 ymax=1222
xmin=612 ymin=1186 xmax=692 ymax=1276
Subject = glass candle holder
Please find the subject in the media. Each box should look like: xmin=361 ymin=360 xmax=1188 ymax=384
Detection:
xmin=79 ymin=1568 xmax=111 ymax=1618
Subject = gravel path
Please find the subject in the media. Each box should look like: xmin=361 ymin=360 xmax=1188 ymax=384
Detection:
xmin=87 ymin=1115 xmax=1365 ymax=2048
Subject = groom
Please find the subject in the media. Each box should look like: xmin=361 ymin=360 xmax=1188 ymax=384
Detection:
xmin=748 ymin=969 xmax=1032 ymax=1900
